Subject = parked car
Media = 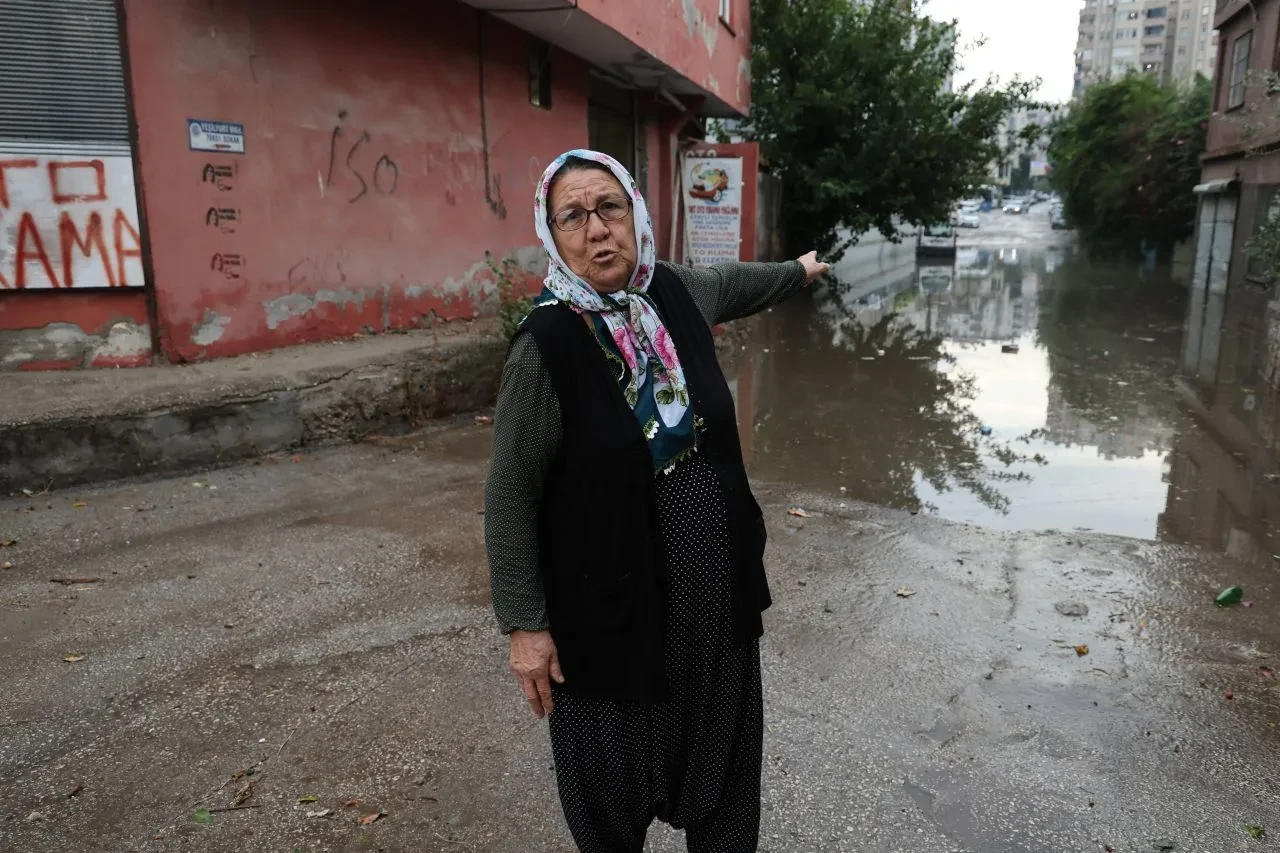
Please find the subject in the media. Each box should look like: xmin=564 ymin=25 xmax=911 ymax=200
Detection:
xmin=917 ymin=222 xmax=957 ymax=257
xmin=956 ymin=211 xmax=981 ymax=229
xmin=1050 ymin=206 xmax=1068 ymax=230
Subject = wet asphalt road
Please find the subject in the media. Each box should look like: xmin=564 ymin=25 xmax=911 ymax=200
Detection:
xmin=3 ymin=211 xmax=1280 ymax=852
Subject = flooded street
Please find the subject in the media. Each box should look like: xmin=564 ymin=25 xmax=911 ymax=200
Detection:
xmin=3 ymin=211 xmax=1280 ymax=851
xmin=737 ymin=209 xmax=1232 ymax=546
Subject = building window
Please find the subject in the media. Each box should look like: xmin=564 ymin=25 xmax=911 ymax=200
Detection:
xmin=719 ymin=0 xmax=731 ymax=25
xmin=529 ymin=38 xmax=552 ymax=109
xmin=1127 ymin=10 xmax=1140 ymax=19
xmin=1228 ymin=31 xmax=1253 ymax=110
xmin=1146 ymin=6 xmax=1166 ymax=17
xmin=1144 ymin=25 xmax=1164 ymax=37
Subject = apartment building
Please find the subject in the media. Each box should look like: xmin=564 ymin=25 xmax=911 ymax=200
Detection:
xmin=1074 ymin=0 xmax=1218 ymax=97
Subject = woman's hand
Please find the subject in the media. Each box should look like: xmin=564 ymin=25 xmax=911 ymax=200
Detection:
xmin=509 ymin=629 xmax=564 ymax=718
xmin=797 ymin=250 xmax=830 ymax=283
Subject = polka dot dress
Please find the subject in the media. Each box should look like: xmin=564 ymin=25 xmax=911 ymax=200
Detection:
xmin=548 ymin=454 xmax=763 ymax=852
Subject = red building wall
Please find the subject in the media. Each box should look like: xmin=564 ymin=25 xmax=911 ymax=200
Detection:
xmin=0 ymin=0 xmax=741 ymax=370
xmin=121 ymin=0 xmax=593 ymax=364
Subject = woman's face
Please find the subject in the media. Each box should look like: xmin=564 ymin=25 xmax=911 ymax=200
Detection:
xmin=548 ymin=169 xmax=637 ymax=293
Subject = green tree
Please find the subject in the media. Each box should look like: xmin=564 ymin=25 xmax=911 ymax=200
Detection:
xmin=744 ymin=0 xmax=1036 ymax=260
xmin=1047 ymin=74 xmax=1210 ymax=260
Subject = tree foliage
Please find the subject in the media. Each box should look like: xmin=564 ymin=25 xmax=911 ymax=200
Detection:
xmin=744 ymin=0 xmax=1036 ymax=260
xmin=1047 ymin=74 xmax=1210 ymax=259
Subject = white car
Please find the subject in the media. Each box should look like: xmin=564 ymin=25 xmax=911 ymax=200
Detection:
xmin=1002 ymin=202 xmax=1025 ymax=215
xmin=957 ymin=211 xmax=981 ymax=228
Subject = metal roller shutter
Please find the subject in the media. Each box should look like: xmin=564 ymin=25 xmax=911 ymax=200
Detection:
xmin=0 ymin=0 xmax=143 ymax=291
xmin=0 ymin=0 xmax=131 ymax=155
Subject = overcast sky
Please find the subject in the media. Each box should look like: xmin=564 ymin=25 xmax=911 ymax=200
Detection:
xmin=922 ymin=0 xmax=1081 ymax=104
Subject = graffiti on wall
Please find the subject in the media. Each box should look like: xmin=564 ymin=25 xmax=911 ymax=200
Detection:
xmin=200 ymin=161 xmax=244 ymax=282
xmin=325 ymin=111 xmax=400 ymax=204
xmin=0 ymin=155 xmax=144 ymax=289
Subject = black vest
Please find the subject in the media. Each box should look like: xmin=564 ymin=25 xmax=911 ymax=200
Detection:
xmin=520 ymin=266 xmax=770 ymax=703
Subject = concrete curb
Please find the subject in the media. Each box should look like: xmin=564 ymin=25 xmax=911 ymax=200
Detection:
xmin=0 ymin=318 xmax=753 ymax=493
xmin=1 ymin=324 xmax=507 ymax=492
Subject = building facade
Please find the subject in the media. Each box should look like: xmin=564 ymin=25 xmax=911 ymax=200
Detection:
xmin=0 ymin=0 xmax=753 ymax=371
xmin=1180 ymin=0 xmax=1280 ymax=560
xmin=1074 ymin=0 xmax=1218 ymax=98
xmin=991 ymin=105 xmax=1066 ymax=187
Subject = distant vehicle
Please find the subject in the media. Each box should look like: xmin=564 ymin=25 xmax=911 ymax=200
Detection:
xmin=917 ymin=222 xmax=957 ymax=257
xmin=957 ymin=211 xmax=981 ymax=229
xmin=1002 ymin=201 xmax=1025 ymax=214
xmin=958 ymin=200 xmax=982 ymax=214
xmin=1050 ymin=207 xmax=1068 ymax=230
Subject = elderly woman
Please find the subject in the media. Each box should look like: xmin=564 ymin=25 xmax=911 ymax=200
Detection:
xmin=485 ymin=149 xmax=826 ymax=852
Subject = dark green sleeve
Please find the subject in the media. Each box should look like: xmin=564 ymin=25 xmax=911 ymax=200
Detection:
xmin=660 ymin=259 xmax=808 ymax=325
xmin=484 ymin=332 xmax=562 ymax=634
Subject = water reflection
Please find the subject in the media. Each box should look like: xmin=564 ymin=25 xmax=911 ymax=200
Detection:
xmin=736 ymin=231 xmax=1191 ymax=538
xmin=1161 ymin=271 xmax=1280 ymax=571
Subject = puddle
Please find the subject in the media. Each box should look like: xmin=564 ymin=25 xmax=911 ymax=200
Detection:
xmin=734 ymin=220 xmax=1218 ymax=546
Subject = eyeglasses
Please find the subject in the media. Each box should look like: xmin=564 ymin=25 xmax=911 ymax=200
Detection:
xmin=551 ymin=196 xmax=632 ymax=232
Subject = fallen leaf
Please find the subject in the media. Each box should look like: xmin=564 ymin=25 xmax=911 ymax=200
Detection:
xmin=787 ymin=507 xmax=812 ymax=518
xmin=344 ymin=799 xmax=359 ymax=809
xmin=63 ymin=655 xmax=86 ymax=663
xmin=1074 ymin=644 xmax=1090 ymax=656
xmin=306 ymin=808 xmax=332 ymax=818
xmin=1246 ymin=825 xmax=1266 ymax=840
xmin=1226 ymin=690 xmax=1235 ymax=700
xmin=895 ymin=587 xmax=917 ymax=598
xmin=358 ymin=811 xmax=386 ymax=825
xmin=67 ymin=784 xmax=83 ymax=798
xmin=72 ymin=502 xmax=87 ymax=509
xmin=0 ymin=537 xmax=15 ymax=547
xmin=231 ymin=779 xmax=255 ymax=807
xmin=291 ymin=455 xmax=302 ymax=464
xmin=297 ymin=795 xmax=319 ymax=804
xmin=50 ymin=577 xmax=100 ymax=586
xmin=190 ymin=482 xmax=206 ymax=488
xmin=1261 ymin=666 xmax=1277 ymax=681
xmin=192 ymin=807 xmax=212 ymax=825
xmin=474 ymin=415 xmax=494 ymax=426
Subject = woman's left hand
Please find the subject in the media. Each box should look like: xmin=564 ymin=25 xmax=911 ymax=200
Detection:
xmin=797 ymin=251 xmax=830 ymax=283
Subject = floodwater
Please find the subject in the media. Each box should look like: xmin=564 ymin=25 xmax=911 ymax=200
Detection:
xmin=734 ymin=208 xmax=1280 ymax=570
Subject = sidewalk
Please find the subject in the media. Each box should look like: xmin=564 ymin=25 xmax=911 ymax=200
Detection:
xmin=0 ymin=320 xmax=507 ymax=493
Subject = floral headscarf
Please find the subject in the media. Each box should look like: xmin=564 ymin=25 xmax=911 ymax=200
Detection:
xmin=533 ymin=150 xmax=691 ymax=432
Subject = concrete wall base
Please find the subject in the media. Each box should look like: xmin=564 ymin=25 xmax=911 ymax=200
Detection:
xmin=1 ymin=316 xmax=752 ymax=492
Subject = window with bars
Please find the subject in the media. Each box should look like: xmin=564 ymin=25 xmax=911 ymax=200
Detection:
xmin=1228 ymin=31 xmax=1253 ymax=110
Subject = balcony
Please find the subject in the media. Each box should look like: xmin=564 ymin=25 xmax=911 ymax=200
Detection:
xmin=455 ymin=0 xmax=749 ymax=116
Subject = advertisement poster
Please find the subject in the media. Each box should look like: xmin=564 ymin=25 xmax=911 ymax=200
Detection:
xmin=682 ymin=156 xmax=743 ymax=266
